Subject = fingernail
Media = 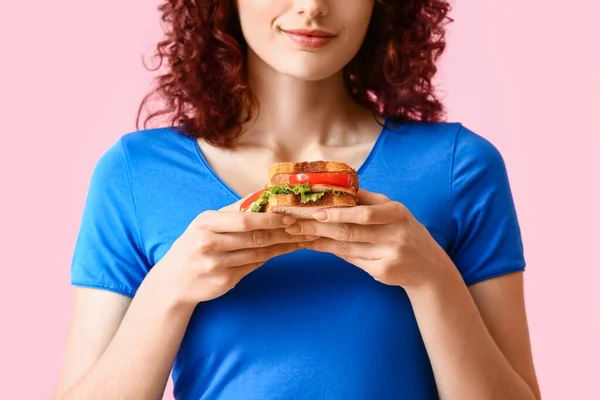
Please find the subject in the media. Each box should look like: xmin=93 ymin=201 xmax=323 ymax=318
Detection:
xmin=282 ymin=215 xmax=295 ymax=226
xmin=312 ymin=210 xmax=327 ymax=221
xmin=285 ymin=224 xmax=302 ymax=234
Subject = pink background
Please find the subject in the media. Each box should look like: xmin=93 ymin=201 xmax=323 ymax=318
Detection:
xmin=1 ymin=1 xmax=598 ymax=399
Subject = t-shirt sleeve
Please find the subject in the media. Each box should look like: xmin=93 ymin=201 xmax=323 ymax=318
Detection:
xmin=70 ymin=138 xmax=150 ymax=297
xmin=448 ymin=124 xmax=526 ymax=286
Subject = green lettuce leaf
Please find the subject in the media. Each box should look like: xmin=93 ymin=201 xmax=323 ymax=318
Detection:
xmin=289 ymin=183 xmax=326 ymax=203
xmin=248 ymin=183 xmax=327 ymax=212
xmin=267 ymin=184 xmax=294 ymax=195
xmin=301 ymin=191 xmax=326 ymax=203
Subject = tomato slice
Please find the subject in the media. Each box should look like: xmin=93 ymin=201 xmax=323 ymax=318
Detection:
xmin=240 ymin=189 xmax=267 ymax=212
xmin=288 ymin=173 xmax=352 ymax=188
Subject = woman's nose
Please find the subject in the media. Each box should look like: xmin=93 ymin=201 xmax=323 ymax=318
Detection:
xmin=294 ymin=0 xmax=329 ymax=19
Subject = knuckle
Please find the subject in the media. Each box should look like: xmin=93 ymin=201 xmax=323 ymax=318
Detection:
xmin=203 ymin=257 xmax=220 ymax=273
xmin=334 ymin=224 xmax=353 ymax=242
xmin=394 ymin=244 xmax=406 ymax=260
xmin=215 ymin=274 xmax=234 ymax=289
xmin=395 ymin=203 xmax=409 ymax=222
xmin=360 ymin=208 xmax=374 ymax=224
xmin=376 ymin=264 xmax=393 ymax=282
xmin=336 ymin=240 xmax=351 ymax=255
xmin=252 ymin=230 xmax=270 ymax=246
xmin=388 ymin=232 xmax=406 ymax=252
xmin=203 ymin=210 xmax=217 ymax=219
xmin=267 ymin=214 xmax=280 ymax=228
xmin=239 ymin=213 xmax=252 ymax=230
xmin=192 ymin=215 xmax=210 ymax=231
xmin=197 ymin=239 xmax=215 ymax=254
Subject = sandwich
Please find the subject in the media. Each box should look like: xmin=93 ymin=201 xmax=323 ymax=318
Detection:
xmin=239 ymin=161 xmax=358 ymax=219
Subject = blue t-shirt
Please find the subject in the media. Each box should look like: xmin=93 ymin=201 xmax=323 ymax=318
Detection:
xmin=71 ymin=122 xmax=526 ymax=399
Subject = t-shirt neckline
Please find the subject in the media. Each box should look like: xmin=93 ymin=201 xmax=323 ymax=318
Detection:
xmin=191 ymin=121 xmax=389 ymax=201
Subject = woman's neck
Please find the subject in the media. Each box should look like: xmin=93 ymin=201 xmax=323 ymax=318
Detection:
xmin=239 ymin=49 xmax=376 ymax=150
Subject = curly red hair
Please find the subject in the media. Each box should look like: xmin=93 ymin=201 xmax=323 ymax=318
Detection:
xmin=137 ymin=0 xmax=453 ymax=147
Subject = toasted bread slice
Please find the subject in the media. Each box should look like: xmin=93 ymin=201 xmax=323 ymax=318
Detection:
xmin=264 ymin=192 xmax=357 ymax=219
xmin=268 ymin=161 xmax=358 ymax=188
xmin=269 ymin=161 xmax=356 ymax=177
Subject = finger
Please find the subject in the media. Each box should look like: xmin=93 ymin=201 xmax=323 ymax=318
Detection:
xmin=230 ymin=261 xmax=264 ymax=282
xmin=199 ymin=211 xmax=296 ymax=233
xmin=286 ymin=221 xmax=393 ymax=243
xmin=303 ymin=238 xmax=382 ymax=260
xmin=216 ymin=228 xmax=319 ymax=251
xmin=336 ymin=256 xmax=387 ymax=283
xmin=222 ymin=242 xmax=302 ymax=267
xmin=313 ymin=202 xmax=398 ymax=225
xmin=356 ymin=189 xmax=390 ymax=205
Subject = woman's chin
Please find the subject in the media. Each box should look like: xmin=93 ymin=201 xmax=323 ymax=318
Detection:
xmin=269 ymin=61 xmax=346 ymax=82
xmin=247 ymin=46 xmax=351 ymax=82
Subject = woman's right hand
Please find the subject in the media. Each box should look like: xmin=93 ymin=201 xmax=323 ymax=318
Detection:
xmin=148 ymin=202 xmax=314 ymax=306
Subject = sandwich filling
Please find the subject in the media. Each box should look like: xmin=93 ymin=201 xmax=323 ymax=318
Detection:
xmin=243 ymin=183 xmax=349 ymax=213
xmin=241 ymin=172 xmax=357 ymax=213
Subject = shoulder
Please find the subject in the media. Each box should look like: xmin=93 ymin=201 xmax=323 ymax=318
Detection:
xmin=385 ymin=120 xmax=461 ymax=139
xmin=118 ymin=126 xmax=193 ymax=160
xmin=385 ymin=121 xmax=505 ymax=168
xmin=451 ymin=124 xmax=508 ymax=179
xmin=444 ymin=125 xmax=515 ymax=207
xmin=91 ymin=126 xmax=196 ymax=189
xmin=383 ymin=121 xmax=461 ymax=155
xmin=96 ymin=126 xmax=199 ymax=177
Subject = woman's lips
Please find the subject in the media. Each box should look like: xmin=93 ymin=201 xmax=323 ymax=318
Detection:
xmin=282 ymin=29 xmax=335 ymax=48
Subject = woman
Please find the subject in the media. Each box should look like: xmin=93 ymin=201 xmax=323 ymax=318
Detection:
xmin=55 ymin=0 xmax=541 ymax=399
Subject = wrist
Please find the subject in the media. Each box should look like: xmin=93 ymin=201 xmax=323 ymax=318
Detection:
xmin=403 ymin=258 xmax=462 ymax=299
xmin=138 ymin=262 xmax=197 ymax=316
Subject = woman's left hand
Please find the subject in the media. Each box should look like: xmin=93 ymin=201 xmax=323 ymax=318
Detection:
xmin=285 ymin=189 xmax=455 ymax=289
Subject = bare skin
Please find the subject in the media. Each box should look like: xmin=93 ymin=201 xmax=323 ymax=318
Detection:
xmin=197 ymin=51 xmax=384 ymax=198
xmin=197 ymin=122 xmax=382 ymax=198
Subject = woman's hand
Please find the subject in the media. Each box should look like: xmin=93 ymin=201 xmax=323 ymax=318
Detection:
xmin=150 ymin=199 xmax=317 ymax=306
xmin=287 ymin=190 xmax=454 ymax=289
